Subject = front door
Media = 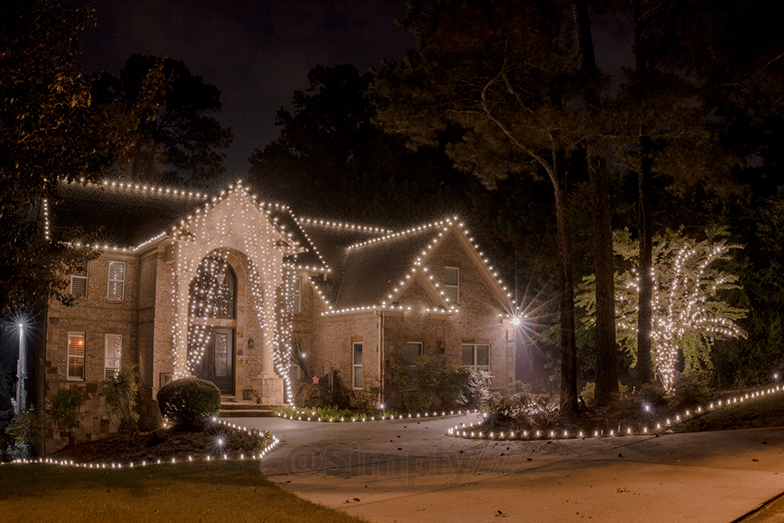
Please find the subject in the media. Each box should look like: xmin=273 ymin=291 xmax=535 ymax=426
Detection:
xmin=195 ymin=327 xmax=234 ymax=395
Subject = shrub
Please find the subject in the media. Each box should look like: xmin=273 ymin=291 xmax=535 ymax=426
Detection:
xmin=157 ymin=378 xmax=221 ymax=431
xmin=103 ymin=369 xmax=140 ymax=434
xmin=1 ymin=403 xmax=14 ymax=461
xmin=293 ymin=381 xmax=330 ymax=408
xmin=580 ymin=382 xmax=596 ymax=407
xmin=669 ymin=370 xmax=712 ymax=410
xmin=485 ymin=391 xmax=534 ymax=430
xmin=6 ymin=409 xmax=42 ymax=457
xmin=316 ymin=404 xmax=352 ymax=420
xmin=392 ymin=357 xmax=494 ymax=411
xmin=50 ymin=388 xmax=84 ymax=447
xmin=635 ymin=381 xmax=667 ymax=407
xmin=510 ymin=380 xmax=532 ymax=395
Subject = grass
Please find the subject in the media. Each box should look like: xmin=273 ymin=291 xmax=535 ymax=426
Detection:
xmin=0 ymin=460 xmax=369 ymax=523
xmin=675 ymin=390 xmax=784 ymax=433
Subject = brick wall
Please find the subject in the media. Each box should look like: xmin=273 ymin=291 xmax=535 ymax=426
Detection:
xmin=44 ymin=251 xmax=140 ymax=451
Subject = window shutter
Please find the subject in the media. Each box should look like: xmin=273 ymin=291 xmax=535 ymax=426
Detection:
xmin=107 ymin=261 xmax=125 ymax=300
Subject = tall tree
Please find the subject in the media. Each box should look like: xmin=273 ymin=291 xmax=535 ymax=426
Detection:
xmin=99 ymin=54 xmax=233 ymax=184
xmin=620 ymin=0 xmax=784 ymax=386
xmin=374 ymin=1 xmax=590 ymax=413
xmin=572 ymin=0 xmax=619 ymax=405
xmin=0 ymin=0 xmax=154 ymax=316
xmin=249 ymin=64 xmax=475 ymax=226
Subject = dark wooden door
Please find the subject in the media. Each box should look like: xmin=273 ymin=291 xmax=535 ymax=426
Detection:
xmin=196 ymin=328 xmax=234 ymax=395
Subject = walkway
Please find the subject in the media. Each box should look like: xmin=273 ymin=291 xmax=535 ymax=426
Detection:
xmin=235 ymin=414 xmax=784 ymax=522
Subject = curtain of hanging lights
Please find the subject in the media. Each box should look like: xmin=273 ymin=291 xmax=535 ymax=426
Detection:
xmin=172 ymin=183 xmax=295 ymax=404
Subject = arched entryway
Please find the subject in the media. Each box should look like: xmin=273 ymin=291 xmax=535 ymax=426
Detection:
xmin=187 ymin=255 xmax=239 ymax=394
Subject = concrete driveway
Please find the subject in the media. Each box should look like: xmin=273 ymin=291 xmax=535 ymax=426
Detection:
xmin=234 ymin=414 xmax=784 ymax=522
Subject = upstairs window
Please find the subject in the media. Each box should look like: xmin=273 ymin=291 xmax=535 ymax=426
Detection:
xmin=104 ymin=334 xmax=122 ymax=379
xmin=293 ymin=277 xmax=302 ymax=313
xmin=107 ymin=261 xmax=126 ymax=301
xmin=68 ymin=332 xmax=85 ymax=381
xmin=462 ymin=344 xmax=489 ymax=370
xmin=71 ymin=266 xmax=88 ymax=297
xmin=444 ymin=266 xmax=459 ymax=305
xmin=352 ymin=342 xmax=363 ymax=389
xmin=406 ymin=342 xmax=423 ymax=366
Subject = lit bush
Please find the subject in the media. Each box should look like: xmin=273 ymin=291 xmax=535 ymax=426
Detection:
xmin=157 ymin=378 xmax=220 ymax=431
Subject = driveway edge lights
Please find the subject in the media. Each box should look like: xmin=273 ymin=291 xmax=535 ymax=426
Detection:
xmin=0 ymin=419 xmax=280 ymax=471
xmin=446 ymin=383 xmax=784 ymax=441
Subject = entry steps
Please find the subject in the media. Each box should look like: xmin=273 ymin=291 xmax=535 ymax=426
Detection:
xmin=219 ymin=397 xmax=280 ymax=418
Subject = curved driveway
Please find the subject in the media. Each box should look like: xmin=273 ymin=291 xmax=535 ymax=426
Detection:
xmin=235 ymin=414 xmax=784 ymax=522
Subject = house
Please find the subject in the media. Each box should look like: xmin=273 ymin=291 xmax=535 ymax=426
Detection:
xmin=38 ymin=179 xmax=517 ymax=451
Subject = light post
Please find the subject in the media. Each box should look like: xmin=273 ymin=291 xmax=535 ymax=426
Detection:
xmin=15 ymin=322 xmax=27 ymax=416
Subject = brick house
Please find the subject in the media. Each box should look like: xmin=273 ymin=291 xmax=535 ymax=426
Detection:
xmin=38 ymin=179 xmax=516 ymax=450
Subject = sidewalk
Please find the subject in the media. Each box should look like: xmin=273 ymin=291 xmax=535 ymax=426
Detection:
xmin=238 ymin=415 xmax=784 ymax=522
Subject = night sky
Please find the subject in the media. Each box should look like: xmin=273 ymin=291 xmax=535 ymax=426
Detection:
xmin=80 ymin=0 xmax=414 ymax=177
xmin=79 ymin=1 xmax=634 ymax=179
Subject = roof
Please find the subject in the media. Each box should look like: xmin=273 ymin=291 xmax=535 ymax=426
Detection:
xmin=50 ymin=181 xmax=209 ymax=248
xmin=48 ymin=179 xmax=512 ymax=315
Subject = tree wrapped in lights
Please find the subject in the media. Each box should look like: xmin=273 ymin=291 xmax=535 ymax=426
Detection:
xmin=578 ymin=227 xmax=746 ymax=391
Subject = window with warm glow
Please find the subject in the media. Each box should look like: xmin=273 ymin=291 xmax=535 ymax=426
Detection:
xmin=71 ymin=266 xmax=88 ymax=297
xmin=68 ymin=332 xmax=85 ymax=381
xmin=444 ymin=266 xmax=459 ymax=304
xmin=107 ymin=260 xmax=126 ymax=300
xmin=104 ymin=334 xmax=122 ymax=379
xmin=406 ymin=342 xmax=423 ymax=366
xmin=352 ymin=342 xmax=363 ymax=389
xmin=462 ymin=343 xmax=489 ymax=370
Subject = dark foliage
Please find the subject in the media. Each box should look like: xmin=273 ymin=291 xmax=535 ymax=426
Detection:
xmin=49 ymin=388 xmax=84 ymax=447
xmin=157 ymin=378 xmax=221 ymax=431
xmin=95 ymin=54 xmax=233 ymax=184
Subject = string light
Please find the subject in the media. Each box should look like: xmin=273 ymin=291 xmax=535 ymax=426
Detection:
xmin=1 ymin=419 xmax=279 ymax=469
xmin=446 ymin=383 xmax=782 ymax=441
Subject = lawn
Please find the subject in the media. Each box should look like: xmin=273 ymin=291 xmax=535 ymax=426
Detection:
xmin=0 ymin=460 xmax=369 ymax=523
xmin=675 ymin=389 xmax=784 ymax=433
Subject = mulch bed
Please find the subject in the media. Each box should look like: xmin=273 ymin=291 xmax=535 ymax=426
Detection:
xmin=50 ymin=427 xmax=254 ymax=464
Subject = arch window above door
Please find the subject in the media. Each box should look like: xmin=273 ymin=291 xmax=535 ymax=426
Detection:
xmin=189 ymin=256 xmax=237 ymax=319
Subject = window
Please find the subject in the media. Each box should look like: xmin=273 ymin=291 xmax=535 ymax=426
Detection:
xmin=68 ymin=332 xmax=85 ymax=381
xmin=104 ymin=334 xmax=122 ymax=379
xmin=289 ymin=358 xmax=301 ymax=380
xmin=352 ymin=342 xmax=363 ymax=389
xmin=189 ymin=257 xmax=236 ymax=318
xmin=71 ymin=266 xmax=87 ymax=297
xmin=462 ymin=344 xmax=489 ymax=370
xmin=107 ymin=260 xmax=126 ymax=300
xmin=444 ymin=266 xmax=459 ymax=305
xmin=293 ymin=277 xmax=302 ymax=313
xmin=406 ymin=342 xmax=423 ymax=366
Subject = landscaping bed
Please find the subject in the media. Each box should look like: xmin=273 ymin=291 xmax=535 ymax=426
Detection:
xmin=448 ymin=384 xmax=784 ymax=440
xmin=49 ymin=421 xmax=273 ymax=464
